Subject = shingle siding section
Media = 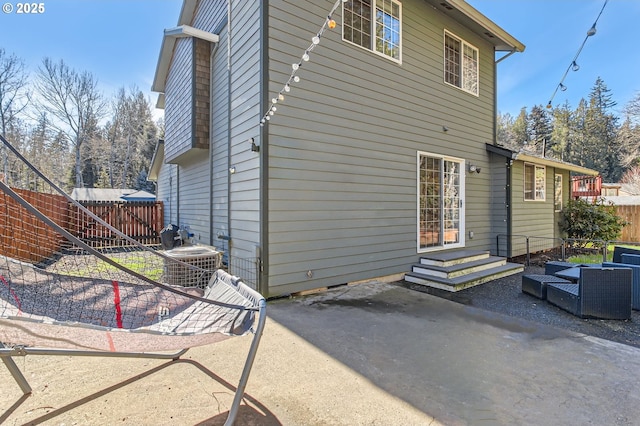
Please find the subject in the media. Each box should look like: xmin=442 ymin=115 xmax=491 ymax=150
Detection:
xmin=193 ymin=38 xmax=210 ymax=150
xmin=164 ymin=38 xmax=194 ymax=163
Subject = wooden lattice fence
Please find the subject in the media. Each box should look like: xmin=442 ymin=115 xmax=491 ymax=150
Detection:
xmin=0 ymin=188 xmax=163 ymax=263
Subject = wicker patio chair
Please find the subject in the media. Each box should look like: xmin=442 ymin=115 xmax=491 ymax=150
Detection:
xmin=603 ymin=262 xmax=640 ymax=310
xmin=547 ymin=267 xmax=632 ymax=320
xmin=612 ymin=246 xmax=640 ymax=264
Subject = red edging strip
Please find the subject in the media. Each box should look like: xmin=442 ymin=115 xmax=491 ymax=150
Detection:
xmin=0 ymin=275 xmax=22 ymax=315
xmin=111 ymin=280 xmax=123 ymax=328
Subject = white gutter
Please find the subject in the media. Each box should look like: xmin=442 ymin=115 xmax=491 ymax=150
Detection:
xmin=445 ymin=0 xmax=525 ymax=53
xmin=516 ymin=153 xmax=599 ymax=176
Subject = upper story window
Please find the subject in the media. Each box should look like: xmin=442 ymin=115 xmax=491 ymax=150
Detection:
xmin=343 ymin=0 xmax=402 ymax=63
xmin=524 ymin=163 xmax=546 ymax=201
xmin=444 ymin=31 xmax=478 ymax=96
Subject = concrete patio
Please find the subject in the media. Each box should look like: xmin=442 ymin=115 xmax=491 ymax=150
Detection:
xmin=2 ymin=280 xmax=640 ymax=425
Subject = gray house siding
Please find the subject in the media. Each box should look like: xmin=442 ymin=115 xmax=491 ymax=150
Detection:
xmin=227 ymin=0 xmax=262 ymax=272
xmin=156 ymin=160 xmax=178 ymax=227
xmin=265 ymin=0 xmax=497 ymax=295
xmin=510 ymin=161 xmax=559 ymax=256
xmin=211 ymin=29 xmax=230 ymax=243
xmin=177 ymin=156 xmax=210 ymax=243
xmin=488 ymin=153 xmax=509 ymax=255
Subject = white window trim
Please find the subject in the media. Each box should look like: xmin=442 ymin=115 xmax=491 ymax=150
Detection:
xmin=416 ymin=151 xmax=465 ymax=253
xmin=443 ymin=30 xmax=479 ymax=96
xmin=524 ymin=163 xmax=546 ymax=202
xmin=342 ymin=0 xmax=403 ymax=64
xmin=554 ymin=174 xmax=563 ymax=212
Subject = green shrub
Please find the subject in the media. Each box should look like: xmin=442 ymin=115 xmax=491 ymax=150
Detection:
xmin=559 ymin=198 xmax=627 ymax=247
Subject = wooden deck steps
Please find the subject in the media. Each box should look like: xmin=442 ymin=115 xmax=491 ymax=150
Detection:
xmin=404 ymin=250 xmax=523 ymax=292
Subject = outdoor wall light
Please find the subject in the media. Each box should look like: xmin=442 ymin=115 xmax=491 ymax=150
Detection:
xmin=468 ymin=164 xmax=481 ymax=174
xmin=442 ymin=125 xmax=449 ymax=132
xmin=250 ymin=138 xmax=259 ymax=152
xmin=229 ymin=166 xmax=236 ymax=174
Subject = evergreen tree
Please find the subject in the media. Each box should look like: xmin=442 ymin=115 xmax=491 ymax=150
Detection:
xmin=549 ymin=102 xmax=573 ymax=161
xmin=584 ymin=77 xmax=620 ymax=181
xmin=512 ymin=107 xmax=529 ymax=151
xmin=528 ymin=105 xmax=552 ymax=156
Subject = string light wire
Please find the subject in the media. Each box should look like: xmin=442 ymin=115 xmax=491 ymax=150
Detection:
xmin=260 ymin=0 xmax=345 ymax=126
xmin=546 ymin=0 xmax=608 ymax=108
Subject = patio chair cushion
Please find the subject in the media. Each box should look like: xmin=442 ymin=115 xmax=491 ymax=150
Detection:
xmin=544 ymin=261 xmax=577 ymax=275
xmin=522 ymin=274 xmax=571 ymax=299
xmin=620 ymin=254 xmax=640 ymax=266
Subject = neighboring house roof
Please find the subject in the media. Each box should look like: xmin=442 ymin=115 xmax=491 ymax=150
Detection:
xmin=70 ymin=188 xmax=156 ymax=202
xmin=486 ymin=144 xmax=599 ymax=176
xmin=148 ymin=139 xmax=165 ymax=182
xmin=151 ymin=0 xmax=525 ymax=108
xmin=121 ymin=190 xmax=157 ymax=202
xmin=592 ymin=196 xmax=640 ymax=206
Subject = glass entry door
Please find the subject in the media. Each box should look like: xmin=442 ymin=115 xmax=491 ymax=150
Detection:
xmin=418 ymin=153 xmax=464 ymax=251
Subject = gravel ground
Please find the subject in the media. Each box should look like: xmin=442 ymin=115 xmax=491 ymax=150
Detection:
xmin=395 ymin=265 xmax=640 ymax=349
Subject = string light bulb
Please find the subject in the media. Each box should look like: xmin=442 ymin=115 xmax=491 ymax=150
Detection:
xmin=545 ymin=0 xmax=608 ymax=109
xmin=259 ymin=0 xmax=343 ymax=126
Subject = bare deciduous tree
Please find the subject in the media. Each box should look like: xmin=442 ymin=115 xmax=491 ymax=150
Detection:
xmin=0 ymin=48 xmax=30 ymax=180
xmin=35 ymin=58 xmax=106 ymax=188
xmin=620 ymin=166 xmax=640 ymax=195
xmin=104 ymin=86 xmax=156 ymax=189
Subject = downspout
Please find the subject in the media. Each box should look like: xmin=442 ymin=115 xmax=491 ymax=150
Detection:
xmin=176 ymin=167 xmax=180 ymax=226
xmin=226 ymin=0 xmax=233 ymax=269
xmin=259 ymin=0 xmax=269 ymax=296
xmin=506 ymin=159 xmax=512 ymax=258
xmin=209 ymin=41 xmax=220 ymax=245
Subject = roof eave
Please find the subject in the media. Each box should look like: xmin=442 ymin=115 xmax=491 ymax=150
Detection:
xmin=432 ymin=0 xmax=525 ymax=53
xmin=515 ymin=153 xmax=599 ymax=176
xmin=486 ymin=144 xmax=599 ymax=176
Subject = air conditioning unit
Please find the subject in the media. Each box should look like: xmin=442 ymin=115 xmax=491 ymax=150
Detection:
xmin=163 ymin=245 xmax=223 ymax=288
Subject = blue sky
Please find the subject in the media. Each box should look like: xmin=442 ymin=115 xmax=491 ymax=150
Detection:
xmin=0 ymin=0 xmax=637 ymax=119
xmin=468 ymin=0 xmax=640 ymax=117
xmin=0 ymin=0 xmax=182 ymax=115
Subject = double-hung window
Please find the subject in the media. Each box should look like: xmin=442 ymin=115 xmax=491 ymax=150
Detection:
xmin=524 ymin=163 xmax=546 ymax=201
xmin=343 ymin=0 xmax=402 ymax=62
xmin=444 ymin=31 xmax=479 ymax=95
